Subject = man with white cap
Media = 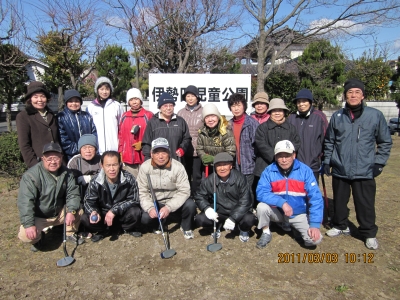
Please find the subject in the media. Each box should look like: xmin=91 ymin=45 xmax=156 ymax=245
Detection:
xmin=137 ymin=138 xmax=197 ymax=239
xmin=255 ymin=140 xmax=323 ymax=249
xmin=118 ymin=88 xmax=154 ymax=177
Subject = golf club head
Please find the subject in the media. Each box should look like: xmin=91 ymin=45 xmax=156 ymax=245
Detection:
xmin=206 ymin=243 xmax=222 ymax=252
xmin=160 ymin=249 xmax=176 ymax=259
xmin=56 ymin=256 xmax=75 ymax=267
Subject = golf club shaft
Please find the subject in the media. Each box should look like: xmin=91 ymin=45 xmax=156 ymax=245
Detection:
xmin=62 ymin=205 xmax=68 ymax=257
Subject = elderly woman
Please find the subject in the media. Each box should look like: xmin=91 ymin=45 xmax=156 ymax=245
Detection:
xmin=16 ymin=81 xmax=60 ymax=168
xmin=58 ymin=89 xmax=97 ymax=160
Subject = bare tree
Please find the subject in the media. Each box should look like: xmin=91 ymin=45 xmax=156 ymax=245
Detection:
xmin=242 ymin=0 xmax=400 ymax=92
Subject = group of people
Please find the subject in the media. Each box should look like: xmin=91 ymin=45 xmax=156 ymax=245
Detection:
xmin=16 ymin=77 xmax=392 ymax=254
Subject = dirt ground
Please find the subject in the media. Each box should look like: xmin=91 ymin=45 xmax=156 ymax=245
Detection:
xmin=1 ymin=140 xmax=399 ymax=300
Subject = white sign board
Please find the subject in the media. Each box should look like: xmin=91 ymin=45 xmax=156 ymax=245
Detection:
xmin=148 ymin=74 xmax=252 ymax=116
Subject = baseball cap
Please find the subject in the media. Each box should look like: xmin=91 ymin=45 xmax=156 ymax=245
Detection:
xmin=151 ymin=138 xmax=170 ymax=152
xmin=42 ymin=142 xmax=63 ymax=154
xmin=274 ymin=140 xmax=295 ymax=155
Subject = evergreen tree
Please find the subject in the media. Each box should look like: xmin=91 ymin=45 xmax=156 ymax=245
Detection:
xmin=390 ymin=57 xmax=400 ymax=103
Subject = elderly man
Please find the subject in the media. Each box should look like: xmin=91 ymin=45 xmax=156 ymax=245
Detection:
xmin=17 ymin=142 xmax=83 ymax=252
xmin=324 ymin=79 xmax=392 ymax=250
xmin=256 ymin=140 xmax=324 ymax=249
xmin=137 ymin=138 xmax=197 ymax=239
xmin=194 ymin=152 xmax=256 ymax=242
xmin=82 ymin=151 xmax=142 ymax=241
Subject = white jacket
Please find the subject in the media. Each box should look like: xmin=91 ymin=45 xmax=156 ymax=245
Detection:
xmin=87 ymin=98 xmax=124 ymax=154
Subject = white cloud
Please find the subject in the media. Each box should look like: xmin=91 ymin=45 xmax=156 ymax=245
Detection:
xmin=394 ymin=39 xmax=400 ymax=49
xmin=308 ymin=18 xmax=365 ymax=38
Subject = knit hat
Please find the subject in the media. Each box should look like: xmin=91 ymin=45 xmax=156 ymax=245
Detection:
xmin=64 ymin=89 xmax=82 ymax=104
xmin=42 ymin=142 xmax=62 ymax=154
xmin=344 ymin=78 xmax=365 ymax=96
xmin=94 ymin=77 xmax=114 ymax=94
xmin=267 ymin=98 xmax=289 ymax=113
xmin=202 ymin=103 xmax=221 ymax=120
xmin=214 ymin=152 xmax=233 ymax=164
xmin=126 ymin=88 xmax=143 ymax=104
xmin=151 ymin=137 xmax=170 ymax=152
xmin=78 ymin=134 xmax=98 ymax=152
xmin=157 ymin=92 xmax=175 ymax=109
xmin=252 ymin=92 xmax=269 ymax=107
xmin=294 ymin=88 xmax=313 ymax=103
xmin=182 ymin=85 xmax=200 ymax=101
xmin=24 ymin=81 xmax=51 ymax=102
xmin=274 ymin=140 xmax=295 ymax=155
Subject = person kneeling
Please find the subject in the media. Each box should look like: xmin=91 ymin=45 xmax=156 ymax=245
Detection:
xmin=81 ymin=151 xmax=142 ymax=241
xmin=256 ymin=140 xmax=323 ymax=249
xmin=194 ymin=152 xmax=256 ymax=243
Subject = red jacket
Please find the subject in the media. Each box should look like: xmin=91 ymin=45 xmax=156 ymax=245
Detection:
xmin=118 ymin=108 xmax=153 ymax=164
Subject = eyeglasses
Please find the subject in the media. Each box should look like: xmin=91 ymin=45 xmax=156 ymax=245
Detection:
xmin=43 ymin=156 xmax=62 ymax=163
xmin=346 ymin=90 xmax=362 ymax=96
xmin=104 ymin=163 xmax=119 ymax=168
xmin=81 ymin=145 xmax=95 ymax=151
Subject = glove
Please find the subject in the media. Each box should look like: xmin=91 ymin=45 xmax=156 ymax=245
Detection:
xmin=373 ymin=164 xmax=384 ymax=177
xmin=205 ymin=207 xmax=219 ymax=222
xmin=223 ymin=218 xmax=235 ymax=231
xmin=176 ymin=148 xmax=185 ymax=157
xmin=132 ymin=141 xmax=142 ymax=151
xmin=201 ymin=154 xmax=214 ymax=165
xmin=323 ymin=164 xmax=331 ymax=176
xmin=77 ymin=175 xmax=91 ymax=186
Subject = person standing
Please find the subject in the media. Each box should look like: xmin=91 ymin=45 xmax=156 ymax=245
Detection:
xmin=86 ymin=77 xmax=124 ymax=154
xmin=250 ymin=92 xmax=270 ymax=124
xmin=142 ymin=92 xmax=192 ymax=162
xmin=58 ymin=89 xmax=97 ymax=161
xmin=118 ymin=88 xmax=153 ymax=178
xmin=177 ymin=85 xmax=204 ymax=196
xmin=16 ymin=81 xmax=60 ymax=168
xmin=324 ymin=79 xmax=392 ymax=250
xmin=287 ymin=88 xmax=328 ymax=181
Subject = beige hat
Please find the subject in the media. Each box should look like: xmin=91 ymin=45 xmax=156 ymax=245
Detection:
xmin=202 ymin=103 xmax=221 ymax=120
xmin=267 ymin=98 xmax=289 ymax=113
xmin=274 ymin=140 xmax=295 ymax=155
xmin=252 ymin=92 xmax=269 ymax=107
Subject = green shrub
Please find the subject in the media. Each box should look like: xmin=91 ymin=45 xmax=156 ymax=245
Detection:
xmin=0 ymin=131 xmax=26 ymax=177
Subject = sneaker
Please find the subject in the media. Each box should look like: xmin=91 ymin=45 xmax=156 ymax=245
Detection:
xmin=326 ymin=227 xmax=350 ymax=237
xmin=365 ymin=238 xmax=378 ymax=250
xmin=79 ymin=232 xmax=93 ymax=239
xmin=256 ymin=232 xmax=272 ymax=249
xmin=181 ymin=228 xmax=194 ymax=240
xmin=125 ymin=230 xmax=142 ymax=237
xmin=30 ymin=232 xmax=45 ymax=252
xmin=211 ymin=230 xmax=221 ymax=239
xmin=239 ymin=231 xmax=250 ymax=243
xmin=67 ymin=233 xmax=85 ymax=245
xmin=277 ymin=222 xmax=291 ymax=232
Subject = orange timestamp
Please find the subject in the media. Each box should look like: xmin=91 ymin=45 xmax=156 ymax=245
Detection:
xmin=277 ymin=252 xmax=375 ymax=264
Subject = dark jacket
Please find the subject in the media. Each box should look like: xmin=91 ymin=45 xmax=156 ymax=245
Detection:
xmin=57 ymin=108 xmax=97 ymax=160
xmin=194 ymin=169 xmax=252 ymax=223
xmin=17 ymin=163 xmax=80 ymax=228
xmin=16 ymin=105 xmax=60 ymax=168
xmin=324 ymin=104 xmax=392 ymax=179
xmin=287 ymin=107 xmax=328 ymax=172
xmin=84 ymin=169 xmax=140 ymax=216
xmin=142 ymin=113 xmax=192 ymax=160
xmin=253 ymin=119 xmax=301 ymax=177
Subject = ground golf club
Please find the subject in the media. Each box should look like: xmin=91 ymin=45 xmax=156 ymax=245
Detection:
xmin=207 ymin=168 xmax=222 ymax=252
xmin=56 ymin=206 xmax=75 ymax=267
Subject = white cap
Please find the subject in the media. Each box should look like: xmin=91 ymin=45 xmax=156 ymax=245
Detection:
xmin=274 ymin=140 xmax=295 ymax=155
xmin=126 ymin=88 xmax=143 ymax=104
xmin=151 ymin=137 xmax=170 ymax=152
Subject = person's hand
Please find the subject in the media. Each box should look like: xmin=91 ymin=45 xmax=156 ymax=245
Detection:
xmin=282 ymin=202 xmax=293 ymax=217
xmin=373 ymin=164 xmax=384 ymax=177
xmin=65 ymin=212 xmax=75 ymax=226
xmin=90 ymin=211 xmax=101 ymax=224
xmin=201 ymin=154 xmax=214 ymax=165
xmin=307 ymin=227 xmax=321 ymax=242
xmin=205 ymin=207 xmax=219 ymax=222
xmin=159 ymin=206 xmax=170 ymax=219
xmin=104 ymin=210 xmax=115 ymax=226
xmin=77 ymin=175 xmax=91 ymax=186
xmin=148 ymin=208 xmax=158 ymax=218
xmin=223 ymin=218 xmax=235 ymax=231
xmin=132 ymin=141 xmax=142 ymax=151
xmin=323 ymin=164 xmax=331 ymax=176
xmin=25 ymin=226 xmax=38 ymax=241
xmin=176 ymin=148 xmax=184 ymax=157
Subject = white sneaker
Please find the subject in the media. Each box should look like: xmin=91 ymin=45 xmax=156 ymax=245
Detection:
xmin=239 ymin=231 xmax=249 ymax=243
xmin=181 ymin=227 xmax=194 ymax=240
xmin=326 ymin=227 xmax=350 ymax=237
xmin=365 ymin=238 xmax=378 ymax=250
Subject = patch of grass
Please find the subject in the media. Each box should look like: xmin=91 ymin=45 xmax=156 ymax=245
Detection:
xmin=335 ymin=284 xmax=349 ymax=293
xmin=387 ymin=265 xmax=399 ymax=272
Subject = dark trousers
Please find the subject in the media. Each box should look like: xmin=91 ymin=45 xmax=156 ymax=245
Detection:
xmin=244 ymin=173 xmax=255 ymax=207
xmin=81 ymin=206 xmax=141 ymax=233
xmin=195 ymin=211 xmax=257 ymax=232
xmin=332 ymin=176 xmax=377 ymax=238
xmin=313 ymin=172 xmax=320 ymax=185
xmin=252 ymin=176 xmax=261 ymax=209
xmin=185 ymin=156 xmax=203 ymax=197
xmin=141 ymin=198 xmax=197 ymax=231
